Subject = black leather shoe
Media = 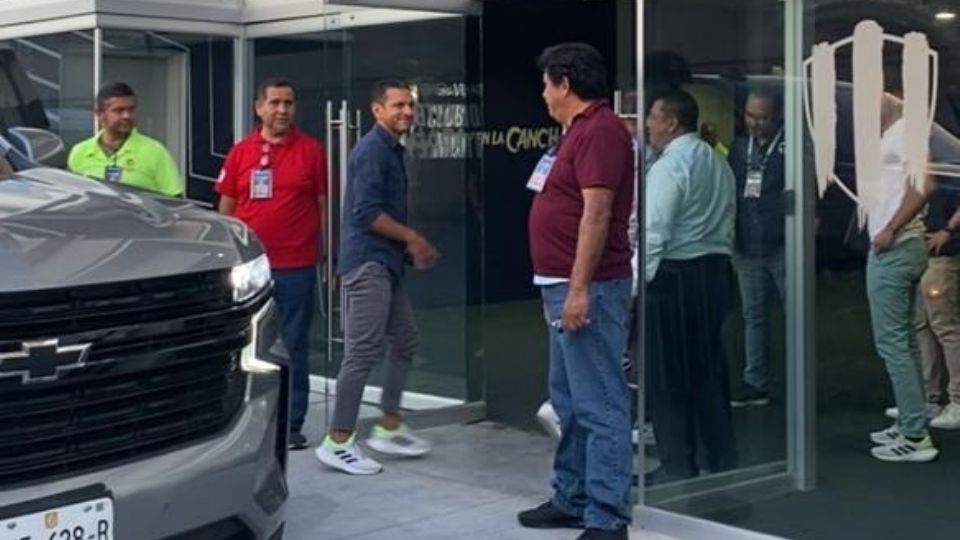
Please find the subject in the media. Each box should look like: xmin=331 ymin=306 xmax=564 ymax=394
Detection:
xmin=517 ymin=501 xmax=584 ymax=529
xmin=576 ymin=526 xmax=629 ymax=539
xmin=288 ymin=431 xmax=309 ymax=451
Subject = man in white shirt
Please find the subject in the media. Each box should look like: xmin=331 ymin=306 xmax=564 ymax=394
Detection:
xmin=864 ymin=98 xmax=938 ymax=463
xmin=643 ymin=90 xmax=738 ymax=483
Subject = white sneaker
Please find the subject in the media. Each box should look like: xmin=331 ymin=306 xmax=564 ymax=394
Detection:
xmin=365 ymin=424 xmax=432 ymax=457
xmin=870 ymin=424 xmax=903 ymax=446
xmin=930 ymin=402 xmax=960 ymax=429
xmin=871 ymin=435 xmax=939 ymax=463
xmin=537 ymin=401 xmax=562 ymax=440
xmin=315 ymin=434 xmax=383 ymax=475
xmin=539 ymin=401 xmax=650 ymax=446
xmin=884 ymin=403 xmax=942 ymax=420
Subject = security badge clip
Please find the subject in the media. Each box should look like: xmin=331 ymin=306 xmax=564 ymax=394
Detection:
xmin=743 ymin=130 xmax=782 ymax=199
xmin=250 ymin=169 xmax=273 ymax=200
xmin=250 ymin=143 xmax=274 ymax=200
xmin=526 ymin=153 xmax=557 ymax=193
xmin=744 ymin=169 xmax=763 ymax=198
xmin=104 ymin=165 xmax=123 ymax=183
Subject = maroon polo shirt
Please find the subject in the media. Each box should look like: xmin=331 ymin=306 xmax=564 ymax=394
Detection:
xmin=528 ymin=101 xmax=633 ymax=281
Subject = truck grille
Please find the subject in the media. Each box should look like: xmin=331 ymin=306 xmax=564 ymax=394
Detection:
xmin=0 ymin=270 xmax=259 ymax=487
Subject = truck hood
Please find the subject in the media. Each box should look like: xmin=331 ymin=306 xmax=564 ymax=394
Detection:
xmin=0 ymin=168 xmax=263 ymax=293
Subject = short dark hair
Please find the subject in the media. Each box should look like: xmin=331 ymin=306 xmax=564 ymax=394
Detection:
xmin=654 ymin=89 xmax=699 ymax=133
xmin=371 ymin=78 xmax=412 ymax=104
xmin=747 ymin=87 xmax=783 ymax=119
xmin=257 ymin=78 xmax=295 ymax=101
xmin=96 ymin=82 xmax=135 ymax=111
xmin=537 ymin=42 xmax=609 ymax=101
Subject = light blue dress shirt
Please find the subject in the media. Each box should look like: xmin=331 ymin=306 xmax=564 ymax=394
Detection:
xmin=645 ymin=133 xmax=735 ymax=281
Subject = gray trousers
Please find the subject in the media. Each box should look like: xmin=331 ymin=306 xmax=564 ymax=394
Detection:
xmin=331 ymin=261 xmax=418 ymax=432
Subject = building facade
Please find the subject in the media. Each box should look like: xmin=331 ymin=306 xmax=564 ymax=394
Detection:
xmin=2 ymin=1 xmax=959 ymax=538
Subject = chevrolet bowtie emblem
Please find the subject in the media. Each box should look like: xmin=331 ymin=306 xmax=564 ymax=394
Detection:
xmin=0 ymin=339 xmax=91 ymax=383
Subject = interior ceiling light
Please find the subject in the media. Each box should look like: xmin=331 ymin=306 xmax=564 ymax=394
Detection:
xmin=935 ymin=11 xmax=957 ymax=21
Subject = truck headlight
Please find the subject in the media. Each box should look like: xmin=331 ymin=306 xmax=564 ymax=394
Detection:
xmin=231 ymin=254 xmax=271 ymax=303
xmin=242 ymin=300 xmax=282 ymax=374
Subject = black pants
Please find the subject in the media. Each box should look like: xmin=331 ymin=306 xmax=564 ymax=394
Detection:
xmin=645 ymin=255 xmax=738 ymax=476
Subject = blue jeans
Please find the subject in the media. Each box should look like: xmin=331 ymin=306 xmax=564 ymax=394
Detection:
xmin=542 ymin=279 xmax=632 ymax=530
xmin=273 ymin=267 xmax=317 ymax=433
xmin=867 ymin=237 xmax=928 ymax=438
xmin=733 ymin=251 xmax=786 ymax=392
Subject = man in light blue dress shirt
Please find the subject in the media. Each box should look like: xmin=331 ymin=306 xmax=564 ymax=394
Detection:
xmin=643 ymin=89 xmax=738 ymax=484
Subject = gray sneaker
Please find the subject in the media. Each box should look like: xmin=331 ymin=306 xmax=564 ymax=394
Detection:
xmin=365 ymin=424 xmax=432 ymax=457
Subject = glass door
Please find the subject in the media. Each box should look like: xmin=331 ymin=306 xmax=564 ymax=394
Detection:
xmin=253 ymin=7 xmax=483 ymax=440
xmin=637 ymin=0 xmax=808 ymax=514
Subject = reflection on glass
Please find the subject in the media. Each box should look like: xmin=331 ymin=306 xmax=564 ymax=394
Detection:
xmin=805 ymin=24 xmax=960 ymax=465
xmin=99 ymin=31 xmax=235 ymax=200
xmin=642 ymin=0 xmax=789 ymax=509
xmin=253 ymin=13 xmax=481 ymax=438
xmin=643 ymin=89 xmax=739 ymax=484
xmin=0 ymin=33 xmax=95 ymax=148
xmin=729 ymin=88 xmax=785 ymax=409
xmin=641 ymin=0 xmax=960 ymax=537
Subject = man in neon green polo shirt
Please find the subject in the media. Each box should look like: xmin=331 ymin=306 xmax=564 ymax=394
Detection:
xmin=68 ymin=82 xmax=183 ymax=197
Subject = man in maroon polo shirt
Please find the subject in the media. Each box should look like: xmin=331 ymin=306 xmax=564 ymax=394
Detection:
xmin=216 ymin=78 xmax=327 ymax=451
xmin=517 ymin=43 xmax=634 ymax=540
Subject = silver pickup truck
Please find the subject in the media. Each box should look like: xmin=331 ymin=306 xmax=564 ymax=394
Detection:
xmin=0 ymin=130 xmax=288 ymax=540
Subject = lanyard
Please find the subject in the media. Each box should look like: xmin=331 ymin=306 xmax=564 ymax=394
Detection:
xmin=545 ymin=131 xmax=566 ymax=157
xmin=259 ymin=143 xmax=272 ymax=170
xmin=747 ymin=127 xmax=783 ymax=171
xmin=101 ymin=137 xmax=128 ymax=166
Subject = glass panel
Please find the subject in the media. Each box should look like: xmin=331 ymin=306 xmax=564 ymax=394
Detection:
xmin=253 ymin=11 xmax=483 ymax=439
xmin=641 ymin=0 xmax=790 ymax=508
xmin=251 ymin=32 xmax=339 ymax=429
xmin=0 ymin=32 xmax=95 ymax=148
xmin=707 ymin=1 xmax=960 ymax=538
xmin=98 ymin=30 xmax=235 ymax=201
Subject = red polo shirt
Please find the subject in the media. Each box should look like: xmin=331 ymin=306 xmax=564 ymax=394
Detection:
xmin=528 ymin=102 xmax=634 ymax=280
xmin=216 ymin=127 xmax=328 ymax=269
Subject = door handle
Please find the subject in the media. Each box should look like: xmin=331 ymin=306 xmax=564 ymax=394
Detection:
xmin=324 ymin=101 xmax=349 ymax=369
xmin=323 ymin=102 xmax=361 ymax=340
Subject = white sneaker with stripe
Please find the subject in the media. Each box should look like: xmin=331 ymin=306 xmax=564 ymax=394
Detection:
xmin=871 ymin=435 xmax=939 ymax=463
xmin=365 ymin=424 xmax=432 ymax=457
xmin=870 ymin=424 xmax=903 ymax=446
xmin=315 ymin=434 xmax=383 ymax=475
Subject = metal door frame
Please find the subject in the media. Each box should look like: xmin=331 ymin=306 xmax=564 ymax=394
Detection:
xmin=632 ymin=0 xmax=815 ymax=536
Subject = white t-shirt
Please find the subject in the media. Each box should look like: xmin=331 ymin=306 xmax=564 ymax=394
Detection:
xmin=867 ymin=119 xmax=923 ymax=241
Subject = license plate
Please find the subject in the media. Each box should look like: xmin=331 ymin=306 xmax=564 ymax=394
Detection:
xmin=0 ymin=498 xmax=113 ymax=540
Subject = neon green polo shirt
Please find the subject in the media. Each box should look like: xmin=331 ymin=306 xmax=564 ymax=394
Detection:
xmin=67 ymin=129 xmax=183 ymax=196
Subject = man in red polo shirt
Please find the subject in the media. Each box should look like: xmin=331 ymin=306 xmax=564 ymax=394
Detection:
xmin=216 ymin=78 xmax=327 ymax=451
xmin=517 ymin=43 xmax=634 ymax=540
